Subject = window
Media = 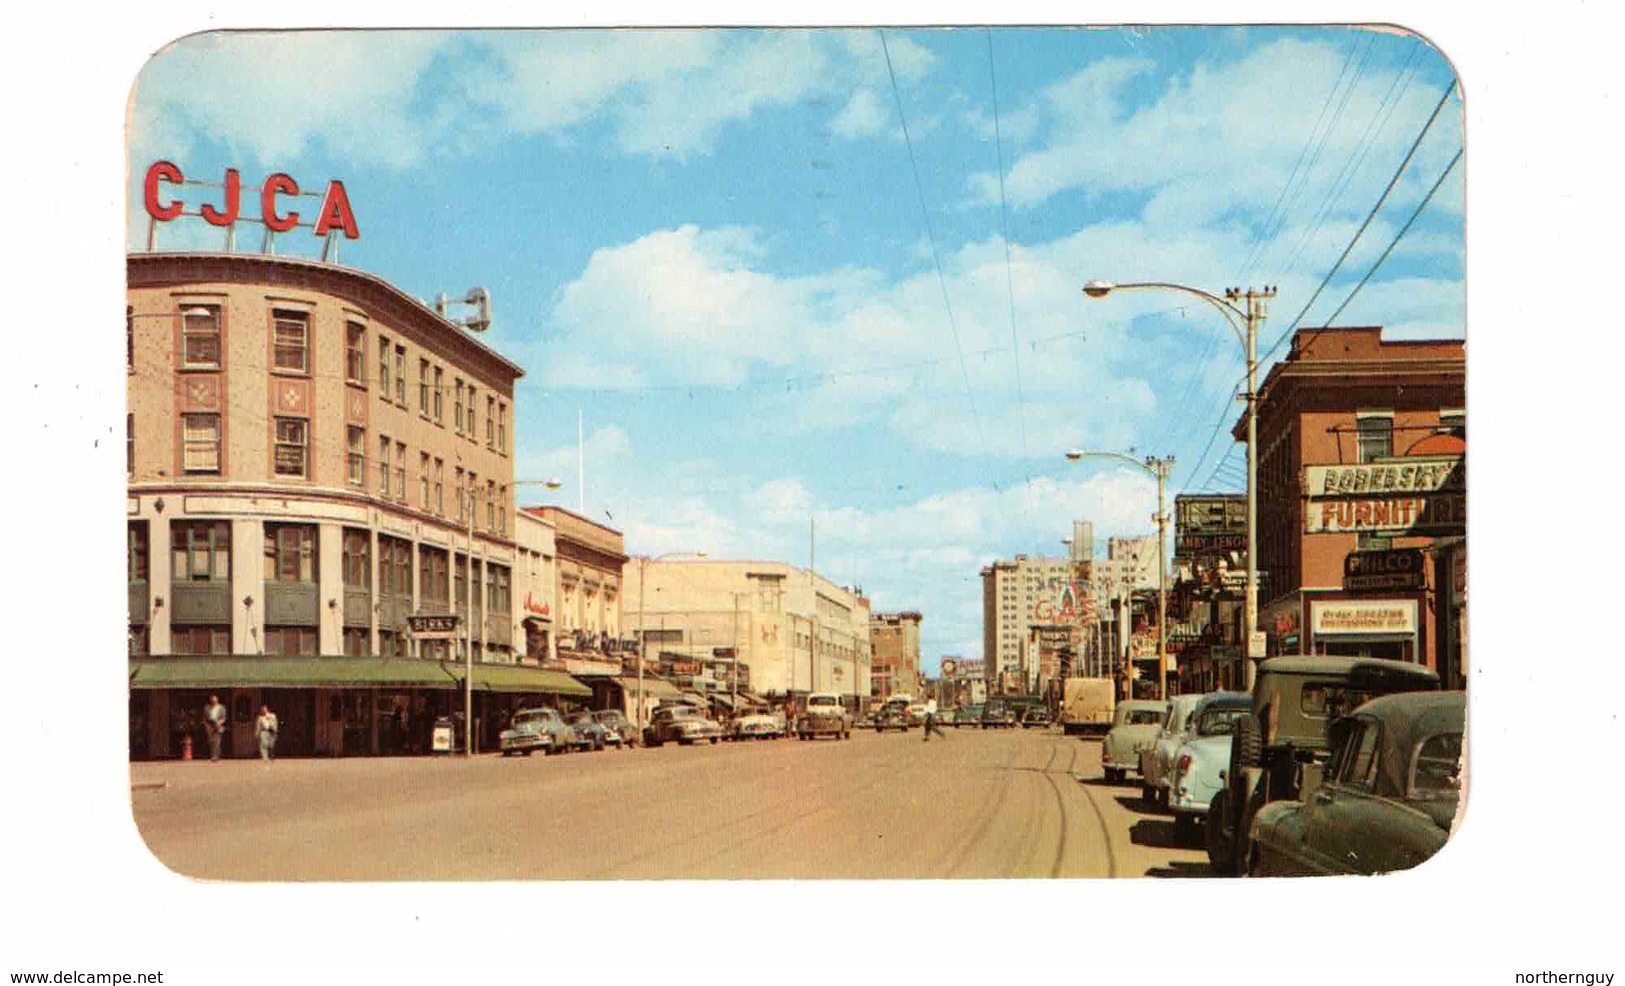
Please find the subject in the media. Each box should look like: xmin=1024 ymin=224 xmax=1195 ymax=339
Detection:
xmin=420 ymin=452 xmax=431 ymax=509
xmin=347 ymin=426 xmax=366 ymax=487
xmin=273 ymin=417 xmax=308 ymax=478
xmin=1440 ymin=408 xmax=1465 ymax=437
xmin=128 ymin=522 xmax=148 ymax=583
xmin=419 ymin=358 xmax=430 ymax=415
xmin=433 ymin=367 xmax=444 ymax=424
xmin=173 ymin=626 xmax=231 ymax=655
xmin=455 ymin=469 xmax=465 ymax=522
xmin=434 ymin=458 xmax=444 ymax=515
xmin=486 ymin=480 xmax=496 ymax=530
xmin=467 ymin=386 xmax=478 ymax=440
xmin=342 ymin=627 xmax=369 ymax=657
xmin=378 ymin=536 xmax=413 ymax=597
xmin=393 ymin=344 xmax=406 ymax=404
xmin=497 ymin=402 xmax=506 ymax=453
xmin=126 ymin=308 xmax=134 ymax=370
xmin=264 ymin=524 xmax=317 ymax=582
xmin=272 ymin=310 xmax=309 ymax=373
xmin=1409 ymin=732 xmax=1464 ymax=798
xmin=468 ymin=471 xmax=478 ymax=524
xmin=342 ymin=528 xmax=370 ymax=590
xmin=181 ymin=306 xmax=221 ymax=368
xmin=181 ymin=414 xmax=221 ymax=474
xmin=486 ymin=396 xmax=495 ymax=447
xmin=1356 ymin=414 xmax=1393 ymax=464
xmin=455 ymin=554 xmax=467 ymax=612
xmin=171 ymin=521 xmax=230 ymax=581
xmin=1339 ymin=719 xmax=1382 ymax=791
xmin=264 ymin=626 xmax=317 ymax=656
xmin=378 ymin=336 xmax=391 ymax=394
xmin=378 ymin=435 xmax=391 ymax=494
xmin=127 ymin=414 xmax=134 ymax=476
xmin=419 ymin=546 xmax=450 ymax=606
xmin=488 ymin=563 xmax=510 ymax=616
xmin=345 ymin=322 xmax=366 ymax=384
xmin=454 ymin=379 xmax=464 ymax=433
xmin=394 ymin=441 xmax=406 ymax=499
xmin=498 ymin=485 xmax=507 ymax=534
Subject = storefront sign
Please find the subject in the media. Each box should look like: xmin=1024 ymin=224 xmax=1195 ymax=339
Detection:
xmin=407 ymin=613 xmax=461 ymax=640
xmin=1311 ymin=600 xmax=1418 ymax=636
xmin=1344 ymin=548 xmax=1427 ymax=592
xmin=1303 ymin=457 xmax=1462 ymax=497
xmin=522 ymin=592 xmax=550 ymax=618
xmin=143 ymin=160 xmax=360 ymax=239
xmin=1175 ymin=494 xmax=1247 ymax=555
xmin=1305 ymin=493 xmax=1465 ymax=536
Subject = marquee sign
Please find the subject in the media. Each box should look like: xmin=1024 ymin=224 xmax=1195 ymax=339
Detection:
xmin=142 ymin=160 xmax=360 ymax=241
xmin=1303 ymin=455 xmax=1465 ymax=536
xmin=1175 ymin=494 xmax=1248 ymax=555
xmin=1311 ymin=600 xmax=1418 ymax=637
xmin=1343 ymin=548 xmax=1427 ymax=592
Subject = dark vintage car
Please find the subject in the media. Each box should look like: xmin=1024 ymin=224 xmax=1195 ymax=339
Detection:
xmin=499 ymin=707 xmax=573 ymax=756
xmin=592 ymin=709 xmax=640 ymax=747
xmin=953 ymin=704 xmax=984 ymax=727
xmin=981 ymin=699 xmax=1017 ymax=729
xmin=1248 ymin=691 xmax=1464 ymax=876
xmin=874 ymin=705 xmax=911 ymax=733
xmin=643 ymin=704 xmax=723 ymax=747
xmin=567 ymin=711 xmax=621 ymax=750
xmin=1021 ymin=707 xmax=1052 ymax=729
xmin=1205 ymin=656 xmax=1441 ymax=874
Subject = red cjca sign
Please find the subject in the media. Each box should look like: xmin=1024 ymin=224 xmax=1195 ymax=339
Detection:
xmin=142 ymin=160 xmax=360 ymax=239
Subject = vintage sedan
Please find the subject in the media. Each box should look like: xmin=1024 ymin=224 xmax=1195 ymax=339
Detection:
xmin=798 ymin=692 xmax=852 ymax=740
xmin=500 ymin=707 xmax=575 ymax=757
xmin=567 ymin=711 xmax=621 ymax=750
xmin=592 ymin=708 xmax=640 ymax=748
xmin=644 ymin=704 xmax=724 ymax=747
xmin=1021 ymin=707 xmax=1053 ymax=729
xmin=1139 ymin=693 xmax=1205 ymax=806
xmin=1100 ymin=699 xmax=1168 ymax=783
xmin=1247 ymin=691 xmax=1464 ymax=877
xmin=730 ymin=708 xmax=784 ymax=741
xmin=1166 ymin=692 xmax=1252 ymax=842
xmin=953 ymin=704 xmax=983 ymax=727
xmin=874 ymin=705 xmax=910 ymax=733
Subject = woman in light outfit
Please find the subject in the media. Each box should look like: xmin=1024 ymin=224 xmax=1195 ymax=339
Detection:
xmin=255 ymin=705 xmax=279 ymax=763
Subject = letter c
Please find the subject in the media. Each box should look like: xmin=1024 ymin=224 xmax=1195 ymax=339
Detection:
xmin=143 ymin=160 xmax=183 ymax=221
xmin=261 ymin=172 xmax=300 ymax=232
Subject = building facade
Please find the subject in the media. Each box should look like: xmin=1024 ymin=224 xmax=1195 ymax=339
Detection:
xmin=1239 ymin=326 xmax=1465 ymax=687
xmin=622 ymin=560 xmax=872 ymax=712
xmin=126 ymin=252 xmax=591 ymax=759
xmin=980 ymin=551 xmax=1090 ymax=694
xmin=869 ymin=611 xmax=923 ymax=701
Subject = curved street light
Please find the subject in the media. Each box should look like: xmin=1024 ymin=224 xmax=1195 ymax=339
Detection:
xmin=1064 ymin=449 xmax=1174 ymax=700
xmin=1083 ymin=280 xmax=1275 ymax=689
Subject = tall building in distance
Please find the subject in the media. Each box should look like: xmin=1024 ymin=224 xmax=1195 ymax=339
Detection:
xmin=869 ymin=611 xmax=923 ymax=701
xmin=981 ymin=544 xmax=1088 ymax=694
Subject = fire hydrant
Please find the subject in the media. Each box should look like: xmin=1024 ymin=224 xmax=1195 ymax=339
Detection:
xmin=182 ymin=733 xmax=193 ymax=761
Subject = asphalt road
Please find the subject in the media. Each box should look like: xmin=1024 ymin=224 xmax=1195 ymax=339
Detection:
xmin=130 ymin=726 xmax=1213 ymax=881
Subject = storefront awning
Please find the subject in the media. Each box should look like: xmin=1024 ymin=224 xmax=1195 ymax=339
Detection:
xmin=128 ymin=656 xmax=459 ymax=690
xmin=453 ymin=665 xmax=593 ymax=697
xmin=708 ymin=692 xmax=737 ymax=710
xmin=614 ymin=676 xmax=681 ymax=699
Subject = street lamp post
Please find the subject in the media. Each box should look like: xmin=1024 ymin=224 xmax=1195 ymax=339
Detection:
xmin=1064 ymin=450 xmax=1173 ymax=699
xmin=1082 ymin=280 xmax=1274 ymax=689
xmin=633 ymin=551 xmax=707 ymax=731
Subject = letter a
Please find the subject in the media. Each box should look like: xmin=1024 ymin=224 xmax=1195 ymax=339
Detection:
xmin=314 ymin=180 xmax=360 ymax=239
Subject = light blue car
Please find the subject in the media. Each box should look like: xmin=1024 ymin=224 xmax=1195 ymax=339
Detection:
xmin=1167 ymin=691 xmax=1253 ymax=844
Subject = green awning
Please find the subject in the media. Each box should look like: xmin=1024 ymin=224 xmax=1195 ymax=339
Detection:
xmin=452 ymin=664 xmax=593 ymax=697
xmin=616 ymin=676 xmax=681 ymax=699
xmin=128 ymin=657 xmax=459 ymax=690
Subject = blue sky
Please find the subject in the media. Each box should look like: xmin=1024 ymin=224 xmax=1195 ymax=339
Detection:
xmin=128 ymin=26 xmax=1465 ymax=670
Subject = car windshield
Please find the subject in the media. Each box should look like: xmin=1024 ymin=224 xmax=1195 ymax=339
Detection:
xmin=1195 ymin=707 xmax=1246 ymax=736
xmin=1300 ymin=683 xmax=1376 ymax=719
xmin=514 ymin=710 xmax=555 ymax=724
xmin=810 ymin=696 xmax=839 ymax=707
xmin=1126 ymin=710 xmax=1162 ymax=725
xmin=1409 ymin=732 xmax=1463 ymax=799
xmin=593 ymin=711 xmax=621 ymax=723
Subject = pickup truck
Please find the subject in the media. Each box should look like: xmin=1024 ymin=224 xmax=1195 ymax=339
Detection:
xmin=797 ymin=692 xmax=852 ymax=740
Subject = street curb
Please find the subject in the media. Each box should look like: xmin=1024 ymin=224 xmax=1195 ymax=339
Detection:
xmin=131 ymin=780 xmax=167 ymax=792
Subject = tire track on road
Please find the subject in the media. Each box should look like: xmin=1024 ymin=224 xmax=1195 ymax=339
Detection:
xmin=938 ymin=735 xmax=1022 ymax=877
xmin=1072 ymin=741 xmax=1119 ymax=878
xmin=1043 ymin=742 xmax=1081 ymax=878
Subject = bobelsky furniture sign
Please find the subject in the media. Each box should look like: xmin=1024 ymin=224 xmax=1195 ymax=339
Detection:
xmin=1302 ymin=455 xmax=1465 ymax=536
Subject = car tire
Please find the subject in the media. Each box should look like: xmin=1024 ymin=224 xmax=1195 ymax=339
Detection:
xmin=1206 ymin=790 xmax=1237 ymax=874
xmin=1174 ymin=812 xmax=1195 ymax=845
xmin=1142 ymin=783 xmax=1155 ymax=806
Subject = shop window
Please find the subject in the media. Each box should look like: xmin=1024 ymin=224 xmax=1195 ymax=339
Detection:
xmin=342 ymin=528 xmax=370 ymax=590
xmin=347 ymin=426 xmax=366 ymax=487
xmin=273 ymin=417 xmax=308 ymax=478
xmin=264 ymin=524 xmax=317 ymax=582
xmin=345 ymin=322 xmax=366 ymax=385
xmin=272 ymin=310 xmax=309 ymax=374
xmin=182 ymin=413 xmax=221 ymax=474
xmin=264 ymin=625 xmax=318 ymax=655
xmin=181 ymin=306 xmax=221 ymax=369
xmin=171 ymin=521 xmax=230 ymax=581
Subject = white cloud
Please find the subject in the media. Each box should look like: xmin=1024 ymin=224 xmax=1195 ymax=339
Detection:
xmin=830 ymin=89 xmax=889 ymax=139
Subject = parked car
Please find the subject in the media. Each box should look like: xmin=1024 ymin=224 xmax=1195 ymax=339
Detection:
xmin=567 ymin=711 xmax=620 ymax=750
xmin=798 ymin=692 xmax=852 ymax=740
xmin=1140 ymin=694 xmax=1204 ymax=805
xmin=906 ymin=703 xmax=928 ymax=727
xmin=644 ymin=704 xmax=724 ymax=747
xmin=1206 ymin=656 xmax=1442 ymax=874
xmin=1100 ymin=699 xmax=1169 ymax=783
xmin=981 ymin=699 xmax=1018 ymax=729
xmin=730 ymin=707 xmax=783 ymax=741
xmin=953 ymin=704 xmax=983 ymax=727
xmin=592 ymin=709 xmax=640 ymax=748
xmin=1248 ymin=691 xmax=1464 ymax=876
xmin=1166 ymin=692 xmax=1252 ymax=842
xmin=499 ymin=707 xmax=573 ymax=757
xmin=1021 ymin=707 xmax=1052 ymax=729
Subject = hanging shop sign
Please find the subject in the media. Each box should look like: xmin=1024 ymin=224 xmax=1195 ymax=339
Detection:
xmin=1302 ymin=456 xmax=1465 ymax=536
xmin=142 ymin=160 xmax=361 ymax=240
xmin=1303 ymin=456 xmax=1462 ymax=497
xmin=522 ymin=592 xmax=551 ymax=618
xmin=1175 ymin=494 xmax=1248 ymax=555
xmin=407 ymin=613 xmax=461 ymax=640
xmin=1311 ymin=600 xmax=1418 ymax=637
xmin=1344 ymin=548 xmax=1427 ymax=592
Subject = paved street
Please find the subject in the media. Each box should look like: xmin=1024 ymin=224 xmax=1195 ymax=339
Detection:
xmin=131 ymin=727 xmax=1210 ymax=881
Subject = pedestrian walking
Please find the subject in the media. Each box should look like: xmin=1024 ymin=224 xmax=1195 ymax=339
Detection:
xmin=255 ymin=704 xmax=279 ymax=763
xmin=922 ymin=697 xmax=947 ymax=742
xmin=204 ymin=694 xmax=227 ymax=761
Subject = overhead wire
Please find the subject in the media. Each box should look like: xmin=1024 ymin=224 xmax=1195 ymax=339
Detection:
xmin=879 ymin=29 xmax=991 ymax=465
xmin=985 ymin=29 xmax=1033 ymax=492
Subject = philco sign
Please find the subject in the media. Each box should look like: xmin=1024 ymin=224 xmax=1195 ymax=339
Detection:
xmin=1303 ymin=455 xmax=1465 ymax=536
xmin=142 ymin=160 xmax=360 ymax=240
xmin=1344 ymin=548 xmax=1426 ymax=592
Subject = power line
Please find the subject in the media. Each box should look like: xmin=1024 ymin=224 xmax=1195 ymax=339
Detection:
xmin=986 ymin=29 xmax=1032 ymax=487
xmin=880 ymin=29 xmax=990 ymax=462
